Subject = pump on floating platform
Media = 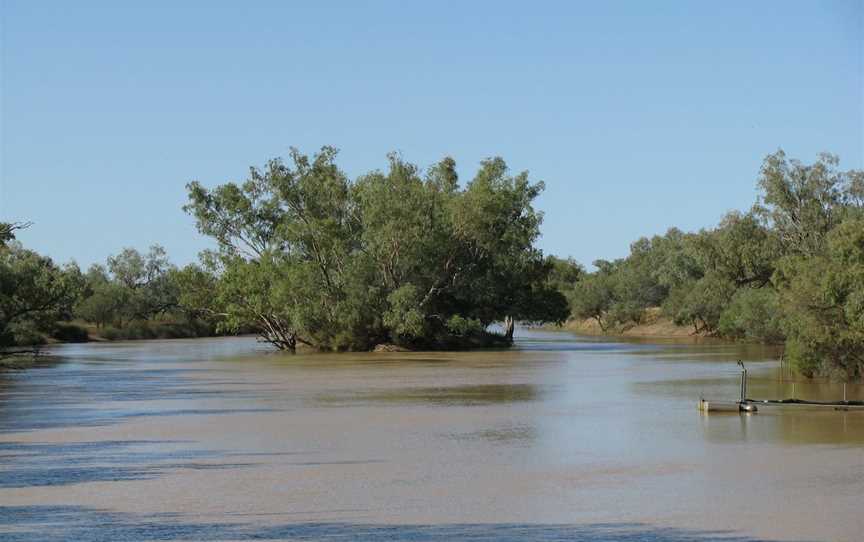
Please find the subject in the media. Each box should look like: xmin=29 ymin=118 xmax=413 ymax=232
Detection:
xmin=697 ymin=361 xmax=757 ymax=413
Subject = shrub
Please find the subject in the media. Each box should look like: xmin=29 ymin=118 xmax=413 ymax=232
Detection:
xmin=51 ymin=323 xmax=90 ymax=343
xmin=717 ymin=288 xmax=785 ymax=343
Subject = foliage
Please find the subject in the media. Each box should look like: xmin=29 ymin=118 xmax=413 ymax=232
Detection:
xmin=755 ymin=151 xmax=862 ymax=256
xmin=183 ymin=148 xmax=569 ymax=351
xmin=774 ymin=218 xmax=864 ymax=379
xmin=568 ymin=230 xmax=698 ymax=331
xmin=106 ymin=245 xmax=179 ymax=320
xmin=75 ymin=245 xmax=186 ymax=329
xmin=688 ymin=211 xmax=780 ymax=288
xmin=546 ymin=256 xmax=584 ymax=290
xmin=717 ymin=287 xmax=785 ymax=343
xmin=51 ymin=323 xmax=90 ymax=343
xmin=664 ymin=274 xmax=736 ymax=334
xmin=569 ymin=269 xmax=615 ymax=330
xmin=6 ymin=148 xmax=862 ymax=381
xmin=0 ymin=222 xmax=32 ymax=248
xmin=0 ymin=242 xmax=84 ymax=347
xmin=75 ymin=265 xmax=130 ymax=328
xmin=563 ymin=150 xmax=864 ymax=381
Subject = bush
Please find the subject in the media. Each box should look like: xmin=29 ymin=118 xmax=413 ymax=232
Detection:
xmin=445 ymin=315 xmax=484 ymax=336
xmin=664 ymin=274 xmax=736 ymax=334
xmin=51 ymin=323 xmax=90 ymax=343
xmin=6 ymin=322 xmax=46 ymax=346
xmin=717 ymin=288 xmax=785 ymax=343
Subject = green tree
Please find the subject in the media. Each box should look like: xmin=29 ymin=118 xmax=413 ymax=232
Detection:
xmin=717 ymin=287 xmax=785 ymax=343
xmin=688 ymin=211 xmax=780 ymax=288
xmin=664 ymin=273 xmax=736 ymax=334
xmin=0 ymin=242 xmax=84 ymax=347
xmin=755 ymin=151 xmax=859 ymax=256
xmin=183 ymin=147 xmax=568 ymax=351
xmin=0 ymin=222 xmax=31 ymax=248
xmin=74 ymin=265 xmax=129 ymax=328
xmin=569 ymin=268 xmax=615 ymax=331
xmin=545 ymin=256 xmax=584 ymax=292
xmin=106 ymin=245 xmax=178 ymax=321
xmin=775 ymin=218 xmax=864 ymax=378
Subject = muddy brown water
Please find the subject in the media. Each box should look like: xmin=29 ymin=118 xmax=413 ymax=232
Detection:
xmin=0 ymin=330 xmax=862 ymax=541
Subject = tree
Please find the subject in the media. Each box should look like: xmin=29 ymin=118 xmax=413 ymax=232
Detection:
xmin=664 ymin=273 xmax=736 ymax=334
xmin=105 ymin=245 xmax=178 ymax=321
xmin=173 ymin=263 xmax=221 ymax=322
xmin=755 ymin=151 xmax=857 ymax=256
xmin=75 ymin=246 xmax=182 ymax=329
xmin=74 ymin=265 xmax=129 ymax=328
xmin=717 ymin=287 xmax=785 ymax=343
xmin=183 ymin=147 xmax=569 ymax=351
xmin=569 ymin=269 xmax=615 ymax=331
xmin=0 ymin=242 xmax=83 ymax=347
xmin=0 ymin=222 xmax=33 ymax=248
xmin=688 ymin=211 xmax=780 ymax=288
xmin=545 ymin=256 xmax=584 ymax=291
xmin=775 ymin=218 xmax=864 ymax=378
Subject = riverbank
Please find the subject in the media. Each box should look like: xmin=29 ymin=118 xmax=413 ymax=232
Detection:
xmin=4 ymin=320 xmax=224 ymax=350
xmin=546 ymin=308 xmax=734 ymax=342
xmin=553 ymin=308 xmax=706 ymax=339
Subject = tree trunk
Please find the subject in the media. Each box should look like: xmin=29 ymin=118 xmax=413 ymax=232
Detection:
xmin=503 ymin=316 xmax=515 ymax=341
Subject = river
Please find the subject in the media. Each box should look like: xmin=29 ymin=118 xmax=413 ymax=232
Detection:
xmin=1 ymin=329 xmax=862 ymax=541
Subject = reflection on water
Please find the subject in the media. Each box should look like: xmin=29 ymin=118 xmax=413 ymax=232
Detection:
xmin=318 ymin=384 xmax=540 ymax=407
xmin=698 ymin=408 xmax=864 ymax=445
xmin=449 ymin=424 xmax=538 ymax=444
xmin=0 ymin=332 xmax=862 ymax=541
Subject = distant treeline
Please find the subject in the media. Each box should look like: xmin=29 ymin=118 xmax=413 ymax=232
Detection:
xmin=3 ymin=148 xmax=862 ymax=379
xmin=1 ymin=148 xmax=569 ymax=356
xmin=565 ymin=151 xmax=863 ymax=379
xmin=0 ymin=235 xmax=222 ymax=351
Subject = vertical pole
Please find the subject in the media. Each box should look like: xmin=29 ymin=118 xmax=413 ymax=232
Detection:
xmin=844 ymin=383 xmax=847 ymax=403
xmin=779 ymin=354 xmax=783 ymax=383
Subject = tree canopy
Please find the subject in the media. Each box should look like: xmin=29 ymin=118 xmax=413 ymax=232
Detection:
xmin=774 ymin=218 xmax=864 ymax=379
xmin=0 ymin=235 xmax=83 ymax=348
xmin=183 ymin=147 xmax=569 ymax=351
xmin=564 ymin=150 xmax=864 ymax=378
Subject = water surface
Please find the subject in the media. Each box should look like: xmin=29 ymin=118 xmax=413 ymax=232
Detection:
xmin=1 ymin=330 xmax=862 ymax=541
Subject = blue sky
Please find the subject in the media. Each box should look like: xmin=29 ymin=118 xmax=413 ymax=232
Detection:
xmin=1 ymin=1 xmax=862 ymax=269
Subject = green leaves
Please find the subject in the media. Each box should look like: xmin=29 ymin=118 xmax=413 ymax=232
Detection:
xmin=777 ymin=218 xmax=864 ymax=378
xmin=0 ymin=243 xmax=84 ymax=346
xmin=383 ymin=285 xmax=427 ymax=340
xmin=756 ymin=151 xmax=857 ymax=256
xmin=184 ymin=147 xmax=567 ymax=351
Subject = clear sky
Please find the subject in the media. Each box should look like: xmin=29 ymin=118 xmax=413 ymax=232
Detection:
xmin=1 ymin=1 xmax=862 ymax=269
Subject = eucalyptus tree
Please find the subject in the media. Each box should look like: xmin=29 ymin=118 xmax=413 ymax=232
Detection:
xmin=74 ymin=265 xmax=129 ymax=328
xmin=0 ymin=237 xmax=83 ymax=348
xmin=0 ymin=222 xmax=34 ymax=249
xmin=756 ymin=151 xmax=861 ymax=256
xmin=183 ymin=147 xmax=568 ymax=351
xmin=775 ymin=218 xmax=864 ymax=378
